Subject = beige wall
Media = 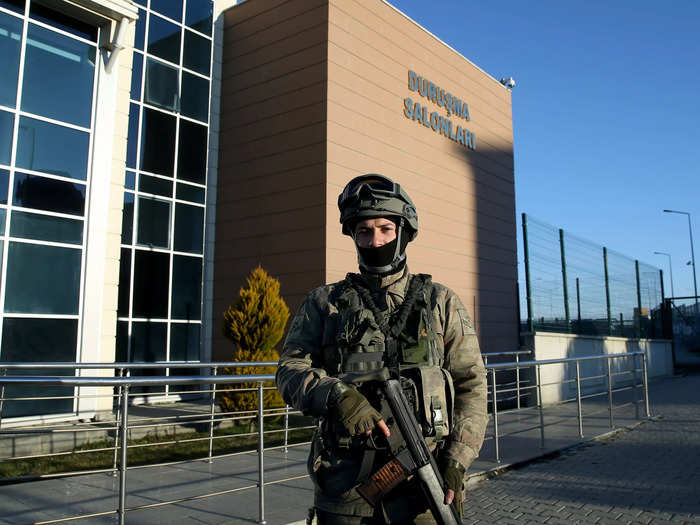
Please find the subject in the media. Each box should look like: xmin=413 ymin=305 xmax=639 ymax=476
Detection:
xmin=217 ymin=0 xmax=518 ymax=357
xmin=215 ymin=0 xmax=329 ymax=359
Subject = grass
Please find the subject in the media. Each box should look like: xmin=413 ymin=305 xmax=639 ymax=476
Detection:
xmin=0 ymin=419 xmax=314 ymax=482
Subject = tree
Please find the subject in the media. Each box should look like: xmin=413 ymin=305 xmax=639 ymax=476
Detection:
xmin=219 ymin=266 xmax=290 ymax=424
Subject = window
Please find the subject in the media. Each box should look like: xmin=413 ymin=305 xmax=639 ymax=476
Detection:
xmin=119 ymin=1 xmax=213 ymax=392
xmin=0 ymin=2 xmax=99 ymax=418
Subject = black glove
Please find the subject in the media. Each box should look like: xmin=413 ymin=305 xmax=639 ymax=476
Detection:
xmin=328 ymin=382 xmax=382 ymax=436
xmin=442 ymin=458 xmax=466 ymax=517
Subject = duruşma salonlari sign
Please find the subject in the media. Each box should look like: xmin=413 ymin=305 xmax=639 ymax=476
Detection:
xmin=403 ymin=70 xmax=476 ymax=151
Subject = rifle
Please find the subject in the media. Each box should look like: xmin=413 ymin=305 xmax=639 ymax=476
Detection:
xmin=342 ymin=368 xmax=461 ymax=525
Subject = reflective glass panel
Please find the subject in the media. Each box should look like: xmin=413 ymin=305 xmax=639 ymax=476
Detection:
xmin=126 ymin=103 xmax=139 ymax=169
xmin=144 ymin=57 xmax=179 ymax=111
xmin=171 ymin=254 xmax=201 ymax=319
xmin=130 ymin=321 xmax=167 ymax=393
xmin=13 ymin=172 xmax=86 ymax=216
xmin=5 ymin=242 xmax=81 ymax=314
xmin=176 ymin=182 xmax=205 ymax=204
xmin=151 ymin=0 xmax=182 ymax=23
xmin=180 ymin=72 xmax=209 ymax=122
xmin=0 ymin=13 xmax=22 ymax=108
xmin=183 ymin=30 xmax=210 ymax=76
xmin=0 ymin=110 xmax=13 ymax=166
xmin=132 ymin=249 xmax=169 ymax=318
xmin=22 ymin=24 xmax=96 ymax=127
xmin=0 ymin=209 xmax=5 ymax=233
xmin=170 ymin=323 xmax=200 ymax=361
xmin=140 ymin=108 xmax=175 ymax=176
xmin=130 ymin=321 xmax=167 ymax=361
xmin=0 ymin=168 xmax=8 ymax=203
xmin=130 ymin=51 xmax=143 ymax=101
xmin=137 ymin=196 xmax=170 ymax=248
xmin=115 ymin=320 xmax=128 ymax=361
xmin=10 ymin=210 xmax=83 ymax=244
xmin=176 ymin=119 xmax=207 ymax=183
xmin=17 ymin=117 xmax=89 ymax=180
xmin=125 ymin=170 xmax=135 ymax=190
xmin=134 ymin=8 xmax=145 ymax=50
xmin=1 ymin=318 xmax=77 ymax=417
xmin=0 ymin=1 xmax=25 ymax=15
xmin=139 ymin=173 xmax=172 ymax=197
xmin=121 ymin=192 xmax=134 ymax=244
xmin=117 ymin=248 xmax=131 ymax=316
xmin=185 ymin=0 xmax=212 ymax=36
xmin=174 ymin=203 xmax=203 ymax=254
xmin=29 ymin=3 xmax=97 ymax=41
xmin=147 ymin=14 xmax=180 ymax=65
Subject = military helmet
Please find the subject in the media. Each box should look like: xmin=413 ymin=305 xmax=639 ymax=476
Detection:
xmin=338 ymin=174 xmax=418 ymax=240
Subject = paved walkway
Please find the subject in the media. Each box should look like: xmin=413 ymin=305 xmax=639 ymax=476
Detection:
xmin=0 ymin=373 xmax=697 ymax=524
xmin=462 ymin=371 xmax=700 ymax=525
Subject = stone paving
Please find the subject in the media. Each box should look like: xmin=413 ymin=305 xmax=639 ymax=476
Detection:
xmin=462 ymin=372 xmax=700 ymax=525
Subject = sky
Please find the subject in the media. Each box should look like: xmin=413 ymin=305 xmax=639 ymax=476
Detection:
xmin=388 ymin=0 xmax=700 ymax=299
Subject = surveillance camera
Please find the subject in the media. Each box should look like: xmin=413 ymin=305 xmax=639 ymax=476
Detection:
xmin=500 ymin=77 xmax=516 ymax=89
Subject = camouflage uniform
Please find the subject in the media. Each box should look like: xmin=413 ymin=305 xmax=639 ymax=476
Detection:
xmin=276 ymin=267 xmax=488 ymax=522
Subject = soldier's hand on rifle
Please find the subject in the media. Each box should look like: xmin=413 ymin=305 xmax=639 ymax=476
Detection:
xmin=442 ymin=459 xmax=466 ymax=516
xmin=329 ymin=382 xmax=391 ymax=437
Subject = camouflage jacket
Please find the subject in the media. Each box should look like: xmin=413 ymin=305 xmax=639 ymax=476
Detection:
xmin=275 ymin=268 xmax=487 ymax=514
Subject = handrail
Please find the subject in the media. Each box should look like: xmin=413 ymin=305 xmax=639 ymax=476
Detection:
xmin=0 ymin=375 xmax=275 ymax=386
xmin=485 ymin=351 xmax=643 ymax=370
xmin=481 ymin=350 xmax=531 ymax=357
xmin=0 ymin=361 xmax=277 ymax=369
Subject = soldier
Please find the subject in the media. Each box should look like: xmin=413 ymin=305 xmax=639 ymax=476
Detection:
xmin=276 ymin=174 xmax=487 ymax=524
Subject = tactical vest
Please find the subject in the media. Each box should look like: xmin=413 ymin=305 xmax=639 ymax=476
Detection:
xmin=322 ymin=273 xmax=455 ymax=443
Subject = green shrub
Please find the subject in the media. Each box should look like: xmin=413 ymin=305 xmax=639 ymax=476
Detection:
xmin=219 ymin=266 xmax=289 ymax=420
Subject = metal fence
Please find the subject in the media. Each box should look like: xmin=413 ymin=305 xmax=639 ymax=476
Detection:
xmin=0 ymin=355 xmax=650 ymax=524
xmin=522 ymin=213 xmax=664 ymax=337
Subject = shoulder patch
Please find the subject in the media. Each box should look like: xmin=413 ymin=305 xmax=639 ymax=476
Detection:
xmin=457 ymin=308 xmax=474 ymax=335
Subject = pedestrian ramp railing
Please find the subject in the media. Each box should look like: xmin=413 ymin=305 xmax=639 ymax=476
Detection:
xmin=0 ymin=352 xmax=650 ymax=524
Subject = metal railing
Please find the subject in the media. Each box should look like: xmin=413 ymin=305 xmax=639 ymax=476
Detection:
xmin=0 ymin=353 xmax=651 ymax=524
xmin=485 ymin=351 xmax=650 ymax=463
xmin=483 ymin=350 xmax=532 ymax=409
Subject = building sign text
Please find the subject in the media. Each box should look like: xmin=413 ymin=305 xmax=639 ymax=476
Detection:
xmin=403 ymin=70 xmax=476 ymax=150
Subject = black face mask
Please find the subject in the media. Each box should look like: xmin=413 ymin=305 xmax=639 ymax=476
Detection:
xmin=358 ymin=238 xmax=399 ymax=267
xmin=355 ymin=228 xmax=410 ymax=275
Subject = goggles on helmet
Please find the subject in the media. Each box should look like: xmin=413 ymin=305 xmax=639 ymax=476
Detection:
xmin=337 ymin=174 xmax=412 ymax=211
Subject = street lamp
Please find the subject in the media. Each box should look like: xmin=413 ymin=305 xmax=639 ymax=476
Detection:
xmin=663 ymin=209 xmax=698 ymax=312
xmin=653 ymin=251 xmax=675 ymax=298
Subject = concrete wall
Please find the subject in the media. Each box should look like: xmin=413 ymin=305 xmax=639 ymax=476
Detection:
xmin=522 ymin=332 xmax=673 ymax=405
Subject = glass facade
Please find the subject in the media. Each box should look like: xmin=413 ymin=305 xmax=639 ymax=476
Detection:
xmin=0 ymin=1 xmax=98 ymax=416
xmin=118 ymin=0 xmax=213 ymax=395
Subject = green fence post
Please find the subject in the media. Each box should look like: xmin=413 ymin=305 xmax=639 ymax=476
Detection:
xmin=576 ymin=277 xmax=582 ymax=330
xmin=604 ymin=247 xmax=612 ymax=336
xmin=559 ymin=229 xmax=571 ymax=333
xmin=522 ymin=213 xmax=534 ymax=332
xmin=656 ymin=269 xmax=665 ymax=339
xmin=635 ymin=260 xmax=642 ymax=338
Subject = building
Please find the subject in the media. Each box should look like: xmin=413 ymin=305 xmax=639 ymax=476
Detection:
xmin=0 ymin=0 xmax=518 ymax=421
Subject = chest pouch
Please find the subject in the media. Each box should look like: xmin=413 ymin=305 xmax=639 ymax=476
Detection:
xmin=399 ymin=365 xmax=454 ymax=443
xmin=396 ymin=293 xmax=454 ymax=442
xmin=334 ymin=287 xmax=386 ymax=374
